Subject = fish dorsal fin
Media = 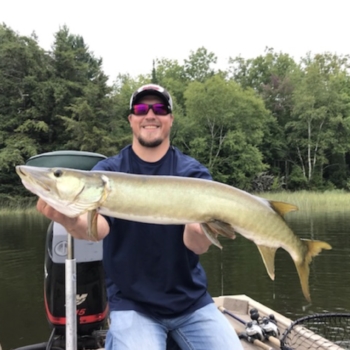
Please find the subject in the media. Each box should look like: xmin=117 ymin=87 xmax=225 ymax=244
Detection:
xmin=269 ymin=200 xmax=298 ymax=217
xmin=256 ymin=245 xmax=277 ymax=280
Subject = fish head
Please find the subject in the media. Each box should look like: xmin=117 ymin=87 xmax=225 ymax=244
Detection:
xmin=16 ymin=165 xmax=110 ymax=217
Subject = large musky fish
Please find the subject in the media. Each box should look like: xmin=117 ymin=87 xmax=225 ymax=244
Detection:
xmin=16 ymin=165 xmax=331 ymax=302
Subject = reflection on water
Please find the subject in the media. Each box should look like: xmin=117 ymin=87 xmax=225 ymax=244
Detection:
xmin=0 ymin=211 xmax=349 ymax=349
xmin=202 ymin=211 xmax=350 ymax=320
xmin=0 ymin=214 xmax=51 ymax=349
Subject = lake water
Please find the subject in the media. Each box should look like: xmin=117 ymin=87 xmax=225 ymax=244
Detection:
xmin=0 ymin=210 xmax=349 ymax=349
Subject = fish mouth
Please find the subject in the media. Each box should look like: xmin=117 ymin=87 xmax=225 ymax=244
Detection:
xmin=16 ymin=166 xmax=52 ymax=193
xmin=16 ymin=166 xmax=27 ymax=177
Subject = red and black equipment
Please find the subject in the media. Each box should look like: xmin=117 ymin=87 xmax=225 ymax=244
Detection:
xmin=14 ymin=151 xmax=108 ymax=350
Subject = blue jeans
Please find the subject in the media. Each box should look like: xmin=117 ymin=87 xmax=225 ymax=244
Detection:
xmin=105 ymin=303 xmax=243 ymax=350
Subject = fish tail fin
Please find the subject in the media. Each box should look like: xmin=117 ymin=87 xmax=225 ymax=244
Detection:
xmin=296 ymin=240 xmax=332 ymax=302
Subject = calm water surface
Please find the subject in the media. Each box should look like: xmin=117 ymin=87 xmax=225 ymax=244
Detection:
xmin=0 ymin=210 xmax=349 ymax=349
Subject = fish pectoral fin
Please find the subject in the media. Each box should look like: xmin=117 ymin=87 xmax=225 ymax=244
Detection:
xmin=256 ymin=245 xmax=277 ymax=280
xmin=201 ymin=223 xmax=222 ymax=249
xmin=87 ymin=209 xmax=98 ymax=241
xmin=200 ymin=221 xmax=236 ymax=250
xmin=270 ymin=200 xmax=298 ymax=217
xmin=206 ymin=220 xmax=236 ymax=239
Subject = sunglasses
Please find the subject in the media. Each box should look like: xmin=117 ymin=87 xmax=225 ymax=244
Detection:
xmin=131 ymin=103 xmax=171 ymax=116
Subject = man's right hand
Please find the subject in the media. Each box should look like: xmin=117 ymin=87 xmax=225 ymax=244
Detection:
xmin=36 ymin=198 xmax=109 ymax=241
xmin=36 ymin=197 xmax=78 ymax=231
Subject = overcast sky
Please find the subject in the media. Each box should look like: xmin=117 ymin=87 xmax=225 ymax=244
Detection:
xmin=2 ymin=0 xmax=349 ymax=84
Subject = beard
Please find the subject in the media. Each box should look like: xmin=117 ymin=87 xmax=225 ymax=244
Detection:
xmin=137 ymin=136 xmax=163 ymax=148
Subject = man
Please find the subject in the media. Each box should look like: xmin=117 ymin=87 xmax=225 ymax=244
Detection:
xmin=37 ymin=84 xmax=243 ymax=350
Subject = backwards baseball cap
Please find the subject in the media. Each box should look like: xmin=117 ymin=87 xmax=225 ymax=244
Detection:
xmin=129 ymin=84 xmax=173 ymax=111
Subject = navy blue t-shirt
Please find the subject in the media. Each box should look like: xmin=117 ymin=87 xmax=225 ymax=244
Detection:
xmin=93 ymin=145 xmax=214 ymax=317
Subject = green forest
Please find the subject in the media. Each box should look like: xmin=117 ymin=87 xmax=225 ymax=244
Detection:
xmin=2 ymin=23 xmax=350 ymax=204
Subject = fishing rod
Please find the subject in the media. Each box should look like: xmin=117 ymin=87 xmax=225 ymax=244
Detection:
xmin=218 ymin=305 xmax=281 ymax=349
xmin=236 ymin=331 xmax=275 ymax=350
xmin=249 ymin=308 xmax=281 ymax=348
xmin=218 ymin=306 xmax=277 ymax=350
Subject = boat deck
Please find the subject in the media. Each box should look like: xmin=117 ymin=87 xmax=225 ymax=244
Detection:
xmin=215 ymin=295 xmax=345 ymax=350
xmin=214 ymin=295 xmax=289 ymax=349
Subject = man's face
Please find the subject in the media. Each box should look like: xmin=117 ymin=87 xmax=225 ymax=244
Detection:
xmin=128 ymin=95 xmax=173 ymax=148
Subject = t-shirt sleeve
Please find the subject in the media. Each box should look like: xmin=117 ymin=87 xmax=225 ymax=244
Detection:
xmin=92 ymin=155 xmax=123 ymax=172
xmin=186 ymin=162 xmax=212 ymax=180
xmin=174 ymin=149 xmax=212 ymax=180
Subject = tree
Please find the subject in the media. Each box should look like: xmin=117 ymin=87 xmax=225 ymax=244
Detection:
xmin=286 ymin=53 xmax=350 ymax=188
xmin=0 ymin=24 xmax=53 ymax=162
xmin=0 ymin=24 xmax=55 ymax=198
xmin=183 ymin=75 xmax=273 ymax=189
xmin=50 ymin=26 xmax=114 ymax=154
xmin=229 ymin=48 xmax=298 ymax=186
xmin=184 ymin=47 xmax=217 ymax=83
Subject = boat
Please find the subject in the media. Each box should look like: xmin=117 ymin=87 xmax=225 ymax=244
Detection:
xmin=214 ymin=294 xmax=349 ymax=349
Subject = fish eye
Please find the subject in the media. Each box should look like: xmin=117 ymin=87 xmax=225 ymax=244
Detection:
xmin=54 ymin=169 xmax=63 ymax=178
